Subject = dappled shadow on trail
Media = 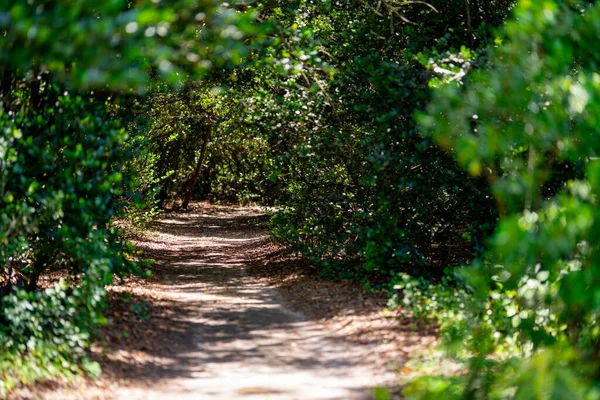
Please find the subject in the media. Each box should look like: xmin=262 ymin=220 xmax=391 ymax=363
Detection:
xmin=94 ymin=203 xmax=396 ymax=399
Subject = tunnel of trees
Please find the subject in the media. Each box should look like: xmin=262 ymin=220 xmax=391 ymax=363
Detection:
xmin=2 ymin=0 xmax=600 ymax=397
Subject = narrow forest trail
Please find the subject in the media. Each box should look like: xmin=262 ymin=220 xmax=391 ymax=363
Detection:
xmin=87 ymin=204 xmax=400 ymax=400
xmin=26 ymin=203 xmax=433 ymax=400
xmin=115 ymin=204 xmax=395 ymax=399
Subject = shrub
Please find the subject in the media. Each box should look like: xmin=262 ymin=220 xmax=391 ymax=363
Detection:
xmin=403 ymin=0 xmax=600 ymax=397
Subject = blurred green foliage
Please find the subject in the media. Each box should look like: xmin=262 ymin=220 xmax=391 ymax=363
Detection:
xmin=398 ymin=0 xmax=600 ymax=397
xmin=0 ymin=0 xmax=260 ymax=90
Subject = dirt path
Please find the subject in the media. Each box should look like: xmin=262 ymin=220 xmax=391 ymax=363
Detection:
xmin=115 ymin=205 xmax=389 ymax=399
xmin=31 ymin=203 xmax=431 ymax=400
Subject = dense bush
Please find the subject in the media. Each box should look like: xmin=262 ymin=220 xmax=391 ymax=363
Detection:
xmin=0 ymin=76 xmax=141 ymax=390
xmin=224 ymin=0 xmax=514 ymax=285
xmin=397 ymin=0 xmax=600 ymax=397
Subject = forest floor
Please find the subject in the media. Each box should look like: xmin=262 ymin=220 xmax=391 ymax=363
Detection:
xmin=18 ymin=203 xmax=438 ymax=400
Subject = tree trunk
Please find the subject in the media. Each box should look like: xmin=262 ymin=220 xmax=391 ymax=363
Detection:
xmin=182 ymin=125 xmax=212 ymax=209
